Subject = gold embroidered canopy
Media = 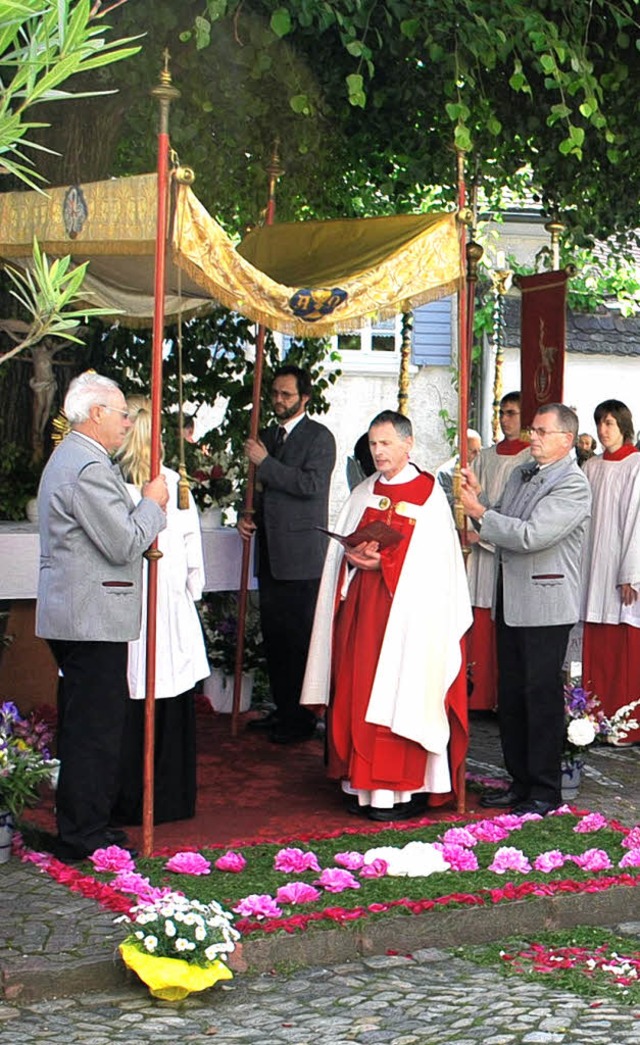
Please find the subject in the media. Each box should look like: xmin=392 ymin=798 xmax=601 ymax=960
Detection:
xmin=0 ymin=173 xmax=463 ymax=335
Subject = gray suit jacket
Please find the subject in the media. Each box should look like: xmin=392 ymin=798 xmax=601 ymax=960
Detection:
xmin=479 ymin=455 xmax=591 ymax=627
xmin=36 ymin=431 xmax=166 ymax=642
xmin=255 ymin=414 xmax=336 ymax=580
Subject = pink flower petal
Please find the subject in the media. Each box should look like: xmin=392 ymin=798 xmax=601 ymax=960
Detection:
xmin=533 ymin=850 xmax=567 ymax=873
xmin=315 ymin=868 xmax=361 ymax=893
xmin=436 ymin=843 xmax=479 ymax=872
xmin=488 ymin=846 xmax=532 ymax=874
xmin=360 ymin=858 xmax=388 ymax=878
xmin=274 ymin=847 xmax=321 ymax=874
xmin=233 ymin=893 xmax=283 ymax=919
xmin=276 ymin=882 xmax=321 ymax=905
xmin=164 ymin=851 xmax=211 ymax=875
xmin=572 ymin=848 xmax=612 ymax=872
xmin=90 ymin=845 xmax=136 ymax=873
xmin=619 ymin=848 xmax=640 ymax=868
xmin=439 ymin=827 xmax=478 ymax=848
xmin=334 ymin=851 xmax=365 ymax=870
xmin=214 ymin=850 xmax=247 ymax=873
xmin=574 ymin=813 xmax=608 ymax=834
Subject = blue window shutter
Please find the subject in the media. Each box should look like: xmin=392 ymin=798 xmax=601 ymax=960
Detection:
xmin=281 ymin=335 xmax=293 ymax=358
xmin=411 ymin=296 xmax=452 ymax=366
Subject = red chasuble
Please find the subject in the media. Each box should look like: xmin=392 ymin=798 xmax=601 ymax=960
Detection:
xmin=496 ymin=438 xmax=530 ymax=456
xmin=328 ymin=472 xmax=467 ymax=800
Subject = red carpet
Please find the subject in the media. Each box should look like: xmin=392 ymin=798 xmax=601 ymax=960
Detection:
xmin=25 ymin=698 xmax=481 ymax=853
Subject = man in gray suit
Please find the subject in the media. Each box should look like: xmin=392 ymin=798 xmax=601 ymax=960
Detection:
xmin=239 ymin=365 xmax=336 ymax=744
xmin=36 ymin=372 xmax=168 ymax=861
xmin=461 ymin=403 xmax=591 ymax=816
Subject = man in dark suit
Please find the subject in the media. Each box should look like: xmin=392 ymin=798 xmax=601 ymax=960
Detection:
xmin=238 ymin=365 xmax=336 ymax=743
xmin=36 ymin=371 xmax=168 ymax=861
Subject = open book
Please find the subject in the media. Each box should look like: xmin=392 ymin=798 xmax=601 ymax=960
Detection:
xmin=316 ymin=519 xmax=405 ymax=550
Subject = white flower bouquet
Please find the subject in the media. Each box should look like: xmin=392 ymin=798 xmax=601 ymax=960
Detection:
xmin=118 ymin=892 xmax=240 ymax=1000
xmin=564 ymin=685 xmax=640 ymax=762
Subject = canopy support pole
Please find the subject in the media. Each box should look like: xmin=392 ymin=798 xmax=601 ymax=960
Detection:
xmin=397 ymin=311 xmax=413 ymax=415
xmin=141 ymin=56 xmax=180 ymax=857
xmin=231 ymin=141 xmax=284 ymax=738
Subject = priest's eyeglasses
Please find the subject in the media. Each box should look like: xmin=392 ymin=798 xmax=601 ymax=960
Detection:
xmin=528 ymin=426 xmax=567 ymax=438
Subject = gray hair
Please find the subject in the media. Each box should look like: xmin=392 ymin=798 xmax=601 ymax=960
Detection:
xmin=369 ymin=410 xmax=413 ymax=441
xmin=64 ymin=372 xmax=122 ymax=424
xmin=538 ymin=403 xmax=579 ymax=441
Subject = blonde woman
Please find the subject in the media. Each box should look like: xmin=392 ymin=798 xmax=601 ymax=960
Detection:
xmin=113 ymin=396 xmax=209 ymax=823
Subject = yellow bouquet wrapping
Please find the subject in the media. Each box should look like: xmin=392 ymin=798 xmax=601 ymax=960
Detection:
xmin=120 ymin=940 xmax=233 ymax=1000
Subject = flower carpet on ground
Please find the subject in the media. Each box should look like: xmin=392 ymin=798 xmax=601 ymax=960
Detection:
xmin=462 ymin=925 xmax=640 ymax=1007
xmin=15 ymin=806 xmax=640 ymax=941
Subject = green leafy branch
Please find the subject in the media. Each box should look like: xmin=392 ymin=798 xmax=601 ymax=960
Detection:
xmin=0 ymin=239 xmax=121 ymax=364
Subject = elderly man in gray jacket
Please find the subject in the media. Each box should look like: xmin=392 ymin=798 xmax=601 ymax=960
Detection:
xmin=461 ymin=403 xmax=591 ymax=817
xmin=36 ymin=371 xmax=168 ymax=861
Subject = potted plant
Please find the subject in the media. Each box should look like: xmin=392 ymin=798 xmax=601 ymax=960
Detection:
xmin=0 ymin=701 xmax=57 ymax=860
xmin=118 ymin=892 xmax=240 ymax=1000
xmin=198 ymin=592 xmax=265 ymax=713
xmin=189 ymin=448 xmax=241 ymax=527
xmin=562 ymin=685 xmax=640 ymax=798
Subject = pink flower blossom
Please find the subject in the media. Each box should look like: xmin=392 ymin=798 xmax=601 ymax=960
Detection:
xmin=436 ymin=843 xmax=479 ymax=871
xmin=273 ymin=847 xmax=321 ymax=874
xmin=276 ymin=882 xmax=322 ymax=905
xmin=572 ymin=848 xmax=613 ymax=872
xmin=334 ymin=851 xmax=365 ymax=870
xmin=492 ymin=814 xmax=525 ymax=831
xmin=112 ymin=871 xmax=174 ymax=903
xmin=214 ymin=850 xmax=247 ymax=873
xmin=233 ymin=893 xmax=283 ymax=919
xmin=165 ymin=851 xmax=211 ymax=875
xmin=488 ymin=847 xmax=532 ymax=874
xmin=470 ymin=820 xmax=510 ymax=843
xmin=574 ymin=813 xmax=608 ymax=834
xmin=533 ymin=850 xmax=567 ymax=873
xmin=315 ymin=868 xmax=361 ymax=893
xmin=622 ymin=826 xmax=640 ymax=850
xmin=90 ymin=845 xmax=136 ymax=873
xmin=360 ymin=858 xmax=388 ymax=879
xmin=440 ymin=827 xmax=477 ymax=848
xmin=619 ymin=848 xmax=640 ymax=868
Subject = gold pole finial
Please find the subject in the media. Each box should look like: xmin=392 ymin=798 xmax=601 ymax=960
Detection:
xmin=544 ymin=215 xmax=565 ymax=270
xmin=151 ymin=52 xmax=181 ymax=107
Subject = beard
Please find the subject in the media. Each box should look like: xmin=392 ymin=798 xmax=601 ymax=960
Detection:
xmin=274 ymin=397 xmax=303 ymax=422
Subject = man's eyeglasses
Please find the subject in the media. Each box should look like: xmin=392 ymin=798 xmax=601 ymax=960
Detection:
xmin=100 ymin=404 xmax=130 ymax=420
xmin=528 ymin=426 xmax=567 ymax=438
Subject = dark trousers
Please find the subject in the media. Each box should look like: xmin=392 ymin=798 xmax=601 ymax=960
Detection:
xmin=258 ymin=567 xmax=319 ymax=732
xmin=48 ymin=639 xmax=128 ymax=854
xmin=496 ymin=610 xmax=570 ymax=803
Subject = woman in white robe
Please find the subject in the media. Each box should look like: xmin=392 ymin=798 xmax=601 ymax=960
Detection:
xmin=112 ymin=397 xmax=209 ymax=823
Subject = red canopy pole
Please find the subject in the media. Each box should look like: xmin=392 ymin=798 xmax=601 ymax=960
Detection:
xmin=141 ymin=56 xmax=180 ymax=857
xmin=454 ymin=146 xmax=471 ymax=816
xmin=231 ymin=141 xmax=284 ymax=738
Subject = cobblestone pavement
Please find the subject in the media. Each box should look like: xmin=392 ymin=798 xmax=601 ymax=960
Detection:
xmin=2 ymin=714 xmax=640 ymax=1041
xmin=2 ymin=949 xmax=640 ymax=1044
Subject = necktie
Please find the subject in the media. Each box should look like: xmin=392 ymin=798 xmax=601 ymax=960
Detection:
xmin=274 ymin=426 xmax=286 ymax=451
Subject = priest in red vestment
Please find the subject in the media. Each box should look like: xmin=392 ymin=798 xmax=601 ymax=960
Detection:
xmin=301 ymin=410 xmax=472 ymax=821
xmin=581 ymin=399 xmax=640 ymax=744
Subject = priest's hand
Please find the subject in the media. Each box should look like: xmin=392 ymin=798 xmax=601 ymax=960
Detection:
xmin=619 ymin=583 xmax=638 ymax=606
xmin=344 ymin=540 xmax=381 ymax=571
xmin=245 ymin=437 xmax=268 ymax=465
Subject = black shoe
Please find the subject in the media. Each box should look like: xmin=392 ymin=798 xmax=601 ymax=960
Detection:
xmin=52 ymin=837 xmax=138 ymax=864
xmin=105 ymin=827 xmax=130 ymax=846
xmin=479 ymin=788 xmax=524 ymax=809
xmin=269 ymin=726 xmax=317 ymax=745
xmin=511 ymin=798 xmax=558 ymax=817
xmin=344 ymin=795 xmax=371 ymax=817
xmin=368 ymin=797 xmax=427 ymax=822
xmin=246 ymin=712 xmax=280 ymax=732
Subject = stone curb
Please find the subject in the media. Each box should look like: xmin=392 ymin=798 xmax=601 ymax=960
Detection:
xmin=1 ymin=883 xmax=636 ymax=1003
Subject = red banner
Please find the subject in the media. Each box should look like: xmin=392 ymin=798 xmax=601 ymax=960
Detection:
xmin=518 ymin=270 xmax=569 ymax=428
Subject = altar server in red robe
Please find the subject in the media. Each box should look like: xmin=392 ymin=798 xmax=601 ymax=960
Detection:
xmin=301 ymin=410 xmax=472 ymax=821
xmin=466 ymin=392 xmax=531 ymax=711
xmin=581 ymin=399 xmax=640 ymax=743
